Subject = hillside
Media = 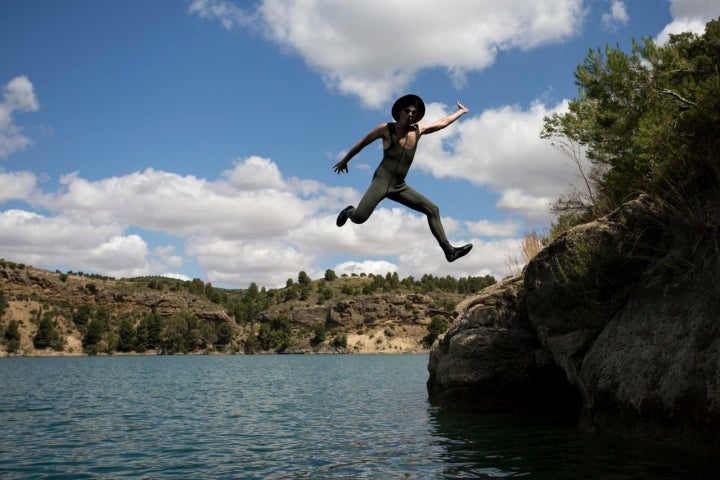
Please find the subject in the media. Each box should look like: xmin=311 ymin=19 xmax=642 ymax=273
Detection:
xmin=0 ymin=259 xmax=494 ymax=356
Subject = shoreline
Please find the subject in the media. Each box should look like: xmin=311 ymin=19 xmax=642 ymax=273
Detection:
xmin=1 ymin=348 xmax=431 ymax=358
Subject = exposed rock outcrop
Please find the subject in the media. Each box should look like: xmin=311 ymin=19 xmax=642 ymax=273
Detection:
xmin=427 ymin=274 xmax=581 ymax=416
xmin=259 ymin=293 xmax=444 ymax=353
xmin=428 ymin=194 xmax=720 ymax=455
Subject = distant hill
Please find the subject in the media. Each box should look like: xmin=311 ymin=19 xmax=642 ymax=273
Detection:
xmin=0 ymin=259 xmax=495 ymax=356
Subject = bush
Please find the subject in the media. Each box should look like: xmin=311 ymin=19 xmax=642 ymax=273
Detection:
xmin=310 ymin=322 xmax=326 ymax=347
xmin=116 ymin=319 xmax=136 ymax=352
xmin=3 ymin=320 xmax=21 ymax=353
xmin=331 ymin=334 xmax=347 ymax=352
xmin=215 ymin=322 xmax=234 ymax=346
xmin=83 ymin=318 xmax=108 ymax=353
xmin=424 ymin=316 xmax=448 ymax=347
xmin=257 ymin=315 xmax=292 ymax=352
xmin=33 ymin=316 xmax=64 ymax=351
xmin=0 ymin=289 xmax=7 ymax=317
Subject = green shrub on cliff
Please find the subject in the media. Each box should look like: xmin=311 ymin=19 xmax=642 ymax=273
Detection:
xmin=33 ymin=316 xmax=64 ymax=351
xmin=2 ymin=319 xmax=21 ymax=353
xmin=543 ymin=17 xmax=720 ymax=236
xmin=424 ymin=316 xmax=449 ymax=347
xmin=0 ymin=289 xmax=7 ymax=317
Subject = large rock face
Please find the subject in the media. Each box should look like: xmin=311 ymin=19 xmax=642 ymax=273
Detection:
xmin=428 ymin=194 xmax=720 ymax=455
xmin=427 ymin=275 xmax=581 ymax=416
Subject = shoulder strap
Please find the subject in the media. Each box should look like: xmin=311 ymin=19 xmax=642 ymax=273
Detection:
xmin=387 ymin=122 xmax=398 ymax=144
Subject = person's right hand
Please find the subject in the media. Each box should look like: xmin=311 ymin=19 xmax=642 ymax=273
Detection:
xmin=333 ymin=159 xmax=349 ymax=174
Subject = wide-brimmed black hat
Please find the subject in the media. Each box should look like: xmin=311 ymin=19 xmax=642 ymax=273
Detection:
xmin=392 ymin=94 xmax=425 ymax=122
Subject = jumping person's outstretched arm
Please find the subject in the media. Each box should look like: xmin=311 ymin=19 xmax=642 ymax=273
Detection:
xmin=418 ymin=101 xmax=469 ymax=136
xmin=333 ymin=123 xmax=389 ymax=174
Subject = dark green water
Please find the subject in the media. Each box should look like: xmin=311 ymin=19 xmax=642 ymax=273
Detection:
xmin=0 ymin=354 xmax=716 ymax=479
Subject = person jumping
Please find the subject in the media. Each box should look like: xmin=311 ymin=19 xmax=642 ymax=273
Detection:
xmin=333 ymin=94 xmax=473 ymax=262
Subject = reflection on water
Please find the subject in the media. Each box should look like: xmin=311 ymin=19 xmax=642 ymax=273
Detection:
xmin=429 ymin=408 xmax=718 ymax=479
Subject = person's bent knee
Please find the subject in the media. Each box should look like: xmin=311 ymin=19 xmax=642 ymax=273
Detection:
xmin=351 ymin=214 xmax=369 ymax=224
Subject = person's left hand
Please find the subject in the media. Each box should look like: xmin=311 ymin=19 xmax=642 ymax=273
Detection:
xmin=456 ymin=100 xmax=469 ymax=113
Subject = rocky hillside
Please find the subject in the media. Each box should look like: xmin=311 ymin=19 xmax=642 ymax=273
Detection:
xmin=0 ymin=260 xmax=483 ymax=356
xmin=428 ymin=194 xmax=720 ymax=456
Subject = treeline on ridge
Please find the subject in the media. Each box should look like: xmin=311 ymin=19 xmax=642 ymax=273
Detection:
xmin=0 ymin=259 xmax=495 ymax=355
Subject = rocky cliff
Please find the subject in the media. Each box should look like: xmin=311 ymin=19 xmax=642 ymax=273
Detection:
xmin=428 ymin=194 xmax=720 ymax=456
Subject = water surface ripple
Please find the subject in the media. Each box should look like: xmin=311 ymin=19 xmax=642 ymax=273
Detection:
xmin=1 ymin=355 xmax=717 ymax=479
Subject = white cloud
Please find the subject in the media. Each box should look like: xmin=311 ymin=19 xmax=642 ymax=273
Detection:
xmin=190 ymin=0 xmax=587 ymax=107
xmin=466 ymin=219 xmax=523 ymax=238
xmin=0 ymin=76 xmax=39 ymax=159
xmin=161 ymin=272 xmax=192 ymax=282
xmin=0 ymin=156 xmax=336 ymax=285
xmin=0 ymin=171 xmax=533 ymax=288
xmin=86 ymin=235 xmax=151 ymax=278
xmin=0 ymin=159 xmax=523 ymax=286
xmin=656 ymin=17 xmax=708 ymax=45
xmin=0 ymin=170 xmax=37 ymax=203
xmin=334 ymin=260 xmax=398 ymax=278
xmin=496 ymin=189 xmax=554 ymax=224
xmin=396 ymin=237 xmax=520 ymax=280
xmin=186 ymin=236 xmax=313 ymax=287
xmin=296 ymin=207 xmax=440 ymax=257
xmin=0 ymin=209 xmax=147 ymax=274
xmin=656 ymin=0 xmax=720 ymax=44
xmin=602 ymin=0 xmax=629 ymax=30
xmin=153 ymin=245 xmax=183 ymax=268
xmin=41 ymin=162 xmax=312 ymax=239
xmin=415 ymin=99 xmax=574 ymax=224
xmin=188 ymin=0 xmax=255 ymax=29
xmin=669 ymin=0 xmax=720 ymax=18
xmin=224 ymin=155 xmax=285 ymax=190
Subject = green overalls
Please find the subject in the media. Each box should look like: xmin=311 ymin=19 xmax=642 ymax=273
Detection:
xmin=345 ymin=123 xmax=450 ymax=246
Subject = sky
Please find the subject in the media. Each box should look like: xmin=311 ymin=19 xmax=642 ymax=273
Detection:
xmin=1 ymin=0 xmax=719 ymax=289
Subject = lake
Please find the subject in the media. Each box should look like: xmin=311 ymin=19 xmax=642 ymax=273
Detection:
xmin=1 ymin=354 xmax=717 ymax=479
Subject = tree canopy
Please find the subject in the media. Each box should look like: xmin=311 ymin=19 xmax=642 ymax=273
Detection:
xmin=542 ymin=17 xmax=720 ymax=233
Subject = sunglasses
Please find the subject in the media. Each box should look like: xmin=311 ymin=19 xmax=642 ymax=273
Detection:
xmin=403 ymin=107 xmax=418 ymax=115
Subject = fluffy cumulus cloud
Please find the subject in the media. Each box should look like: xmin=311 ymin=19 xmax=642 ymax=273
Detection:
xmin=42 ymin=162 xmax=314 ymax=239
xmin=0 ymin=152 xmax=525 ymax=286
xmin=189 ymin=0 xmax=587 ymax=107
xmin=0 ymin=209 xmax=150 ymax=277
xmin=656 ymin=0 xmax=720 ymax=44
xmin=414 ymin=100 xmax=574 ymax=224
xmin=0 ymin=76 xmax=39 ymax=159
xmin=0 ymin=170 xmax=37 ymax=203
xmin=38 ymin=158 xmax=340 ymax=284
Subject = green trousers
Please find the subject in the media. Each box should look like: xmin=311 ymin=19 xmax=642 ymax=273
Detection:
xmin=346 ymin=172 xmax=450 ymax=247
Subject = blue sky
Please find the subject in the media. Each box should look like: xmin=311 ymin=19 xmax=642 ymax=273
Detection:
xmin=1 ymin=0 xmax=718 ymax=289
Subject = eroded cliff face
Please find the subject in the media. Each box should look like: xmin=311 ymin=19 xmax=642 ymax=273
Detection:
xmin=259 ymin=293 xmax=449 ymax=353
xmin=427 ymin=275 xmax=581 ymax=416
xmin=428 ymin=194 xmax=720 ymax=455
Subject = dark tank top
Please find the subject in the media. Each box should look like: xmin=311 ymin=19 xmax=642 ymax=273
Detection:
xmin=376 ymin=122 xmax=420 ymax=182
